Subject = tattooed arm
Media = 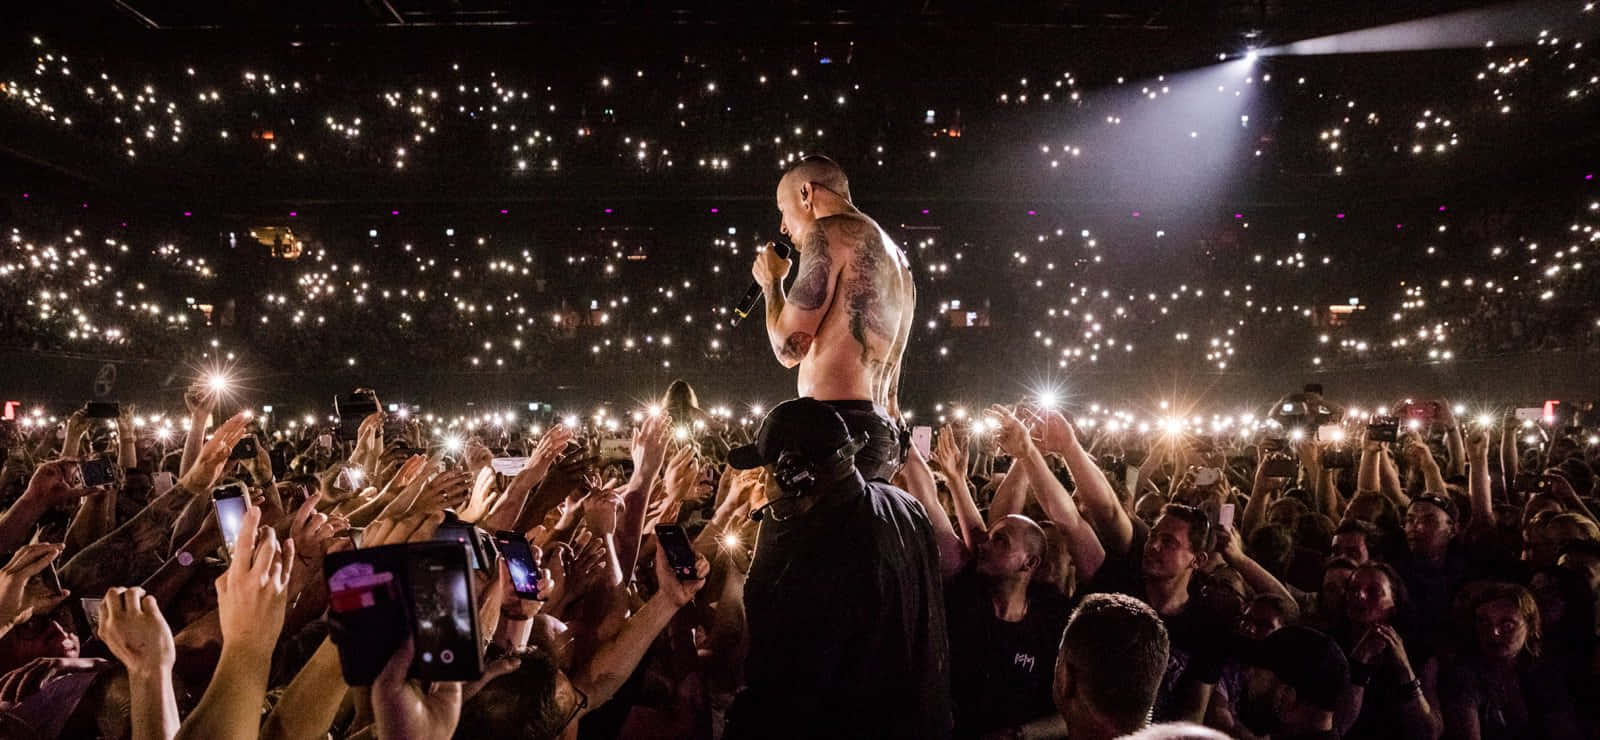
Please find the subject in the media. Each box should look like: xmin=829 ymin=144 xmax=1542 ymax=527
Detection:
xmin=757 ymin=221 xmax=843 ymax=368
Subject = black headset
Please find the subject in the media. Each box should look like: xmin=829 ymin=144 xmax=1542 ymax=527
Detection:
xmin=750 ymin=433 xmax=868 ymax=522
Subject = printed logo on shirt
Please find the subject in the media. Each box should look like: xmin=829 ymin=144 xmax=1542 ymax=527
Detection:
xmin=1013 ymin=652 xmax=1037 ymax=672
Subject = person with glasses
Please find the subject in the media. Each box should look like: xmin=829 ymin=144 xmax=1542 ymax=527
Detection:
xmin=751 ymin=155 xmax=916 ymax=483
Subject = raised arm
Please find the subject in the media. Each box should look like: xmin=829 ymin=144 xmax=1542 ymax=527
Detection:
xmin=1006 ymin=407 xmax=1109 ymax=577
xmin=1025 ymin=408 xmax=1133 ymax=555
xmin=178 ymin=384 xmax=216 ymax=478
xmin=1404 ymin=438 xmax=1449 ymax=494
xmin=615 ymin=415 xmax=671 ymax=588
xmin=261 ymin=638 xmax=347 ymax=740
xmin=574 ymin=548 xmax=708 ymax=718
xmin=1242 ymin=454 xmax=1285 ymax=539
xmin=985 ymin=468 xmax=1030 ymax=525
xmin=1439 ymin=405 xmax=1465 ymax=478
xmin=931 ymin=425 xmax=986 ymax=546
xmin=174 ymin=508 xmax=294 ymax=740
xmin=1216 ymin=526 xmax=1295 ymax=606
xmin=1465 ymin=429 xmax=1495 ymax=529
xmin=900 ymin=444 xmax=968 ymax=579
xmin=754 ymin=221 xmax=845 ymax=368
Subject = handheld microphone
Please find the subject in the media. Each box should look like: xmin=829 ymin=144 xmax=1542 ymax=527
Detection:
xmin=731 ymin=241 xmax=792 ymax=325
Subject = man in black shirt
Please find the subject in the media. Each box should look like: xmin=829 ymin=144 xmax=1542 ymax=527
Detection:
xmin=945 ymin=514 xmax=1075 ymax=737
xmin=1094 ymin=504 xmax=1231 ymax=724
xmin=723 ymin=398 xmax=952 ymax=740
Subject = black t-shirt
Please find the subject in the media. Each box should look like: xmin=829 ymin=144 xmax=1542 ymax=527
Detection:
xmin=944 ymin=564 xmax=1076 ymax=737
xmin=1086 ymin=518 xmax=1230 ymax=722
xmin=727 ymin=477 xmax=953 ymax=740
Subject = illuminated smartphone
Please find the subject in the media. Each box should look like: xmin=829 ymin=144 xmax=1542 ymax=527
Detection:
xmin=212 ymin=483 xmax=248 ymax=558
xmin=80 ymin=458 xmax=117 ymax=487
xmin=494 ymin=531 xmax=541 ymax=600
xmin=654 ymin=524 xmax=699 ymax=580
xmin=405 ymin=542 xmax=482 ymax=682
xmin=1218 ymin=503 xmax=1236 ymax=530
xmin=910 ymin=426 xmax=932 ymax=459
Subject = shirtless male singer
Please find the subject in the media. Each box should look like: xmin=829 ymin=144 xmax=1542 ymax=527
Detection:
xmin=753 ymin=155 xmax=915 ymax=482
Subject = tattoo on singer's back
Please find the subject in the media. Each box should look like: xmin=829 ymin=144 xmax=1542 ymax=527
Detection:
xmin=845 ymin=223 xmax=894 ymax=364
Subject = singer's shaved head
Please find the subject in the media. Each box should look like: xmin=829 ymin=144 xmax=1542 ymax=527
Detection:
xmin=780 ymin=155 xmax=852 ymax=204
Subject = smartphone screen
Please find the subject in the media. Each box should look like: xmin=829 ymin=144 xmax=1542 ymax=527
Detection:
xmin=405 ymin=543 xmax=481 ymax=681
xmin=81 ymin=597 xmax=105 ymax=633
xmin=1514 ymin=472 xmax=1546 ymax=493
xmin=230 ymin=436 xmax=258 ymax=461
xmin=80 ymin=458 xmax=117 ymax=487
xmin=1262 ymin=457 xmax=1299 ymax=479
xmin=326 ymin=547 xmax=408 ymax=686
xmin=1367 ymin=417 xmax=1399 ymax=444
xmin=336 ymin=393 xmax=380 ymax=440
xmin=213 ymin=485 xmax=248 ymax=557
xmin=433 ymin=522 xmax=483 ymax=571
xmin=911 ymin=426 xmax=932 ymax=460
xmin=654 ymin=524 xmax=699 ymax=580
xmin=1218 ymin=503 xmax=1236 ymax=530
xmin=494 ymin=531 xmax=541 ymax=599
xmin=1316 ymin=424 xmax=1344 ymax=443
xmin=85 ymin=401 xmax=120 ymax=419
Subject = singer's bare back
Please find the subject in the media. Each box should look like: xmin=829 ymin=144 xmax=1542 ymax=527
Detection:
xmin=766 ymin=213 xmax=915 ymax=414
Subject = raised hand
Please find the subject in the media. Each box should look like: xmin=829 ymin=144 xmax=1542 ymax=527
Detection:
xmin=985 ymin=405 xmax=1033 ymax=457
xmin=178 ymin=411 xmax=251 ymax=493
xmin=458 ymin=466 xmax=510 ymax=525
xmin=398 ymin=470 xmax=473 ymax=519
xmin=662 ymin=446 xmax=703 ymax=503
xmin=0 ymin=543 xmax=64 ymax=630
xmin=631 ymin=413 xmax=673 ymax=482
xmin=372 ymin=638 xmax=464 ymax=739
xmin=582 ymin=489 xmax=625 ymax=537
xmin=289 ymin=492 xmax=343 ymax=561
xmin=652 ymin=544 xmax=710 ymax=607
xmin=24 ymin=459 xmax=110 ymax=507
xmin=510 ymin=425 xmax=574 ymax=495
xmin=183 ymin=381 xmax=217 ymax=420
xmin=362 ymin=511 xmax=446 ymax=548
xmin=1019 ymin=407 xmax=1080 ymax=455
xmin=98 ymin=586 xmax=175 ymax=677
xmin=214 ymin=507 xmax=295 ymax=657
xmin=1466 ymin=428 xmax=1491 ymax=459
xmin=931 ymin=424 xmax=970 ymax=479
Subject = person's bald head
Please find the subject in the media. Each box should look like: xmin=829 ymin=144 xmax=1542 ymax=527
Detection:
xmin=779 ymin=155 xmax=851 ymax=204
xmin=776 ymin=155 xmax=852 ymax=242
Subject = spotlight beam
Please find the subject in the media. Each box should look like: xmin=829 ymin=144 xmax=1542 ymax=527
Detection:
xmin=1260 ymin=0 xmax=1596 ymax=57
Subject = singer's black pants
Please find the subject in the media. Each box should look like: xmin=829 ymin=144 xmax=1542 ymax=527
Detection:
xmin=821 ymin=400 xmax=906 ymax=483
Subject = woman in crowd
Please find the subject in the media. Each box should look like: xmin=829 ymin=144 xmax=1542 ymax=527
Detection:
xmin=1438 ymin=582 xmax=1581 ymax=740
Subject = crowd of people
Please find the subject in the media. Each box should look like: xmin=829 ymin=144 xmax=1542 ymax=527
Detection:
xmin=1 ymin=4 xmax=1598 ymax=739
xmin=0 ymin=379 xmax=1596 ymax=738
